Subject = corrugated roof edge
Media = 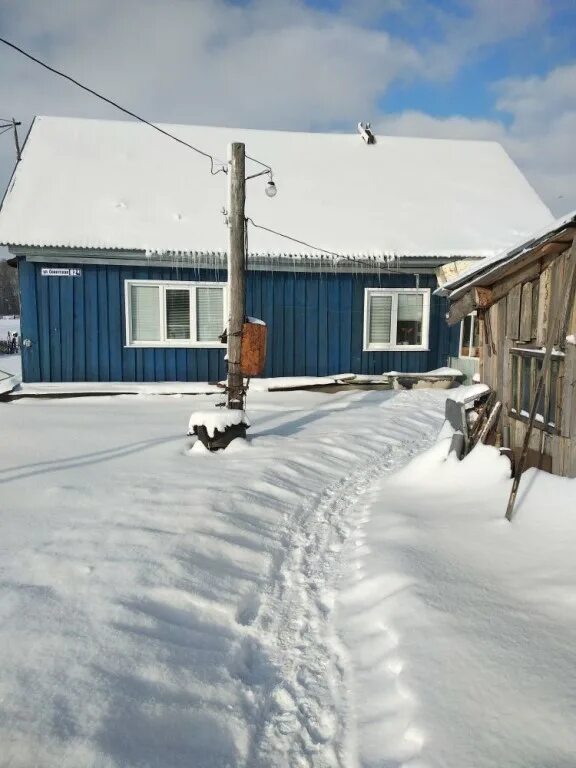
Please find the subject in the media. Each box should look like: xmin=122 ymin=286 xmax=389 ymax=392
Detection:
xmin=437 ymin=209 xmax=576 ymax=298
xmin=1 ymin=241 xmax=488 ymax=261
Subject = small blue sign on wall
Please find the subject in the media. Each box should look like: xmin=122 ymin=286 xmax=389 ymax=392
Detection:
xmin=41 ymin=267 xmax=82 ymax=277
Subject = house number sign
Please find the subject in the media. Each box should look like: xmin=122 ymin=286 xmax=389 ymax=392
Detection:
xmin=41 ymin=268 xmax=82 ymax=277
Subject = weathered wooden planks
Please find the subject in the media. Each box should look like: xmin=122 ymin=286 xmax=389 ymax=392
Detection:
xmin=536 ymin=265 xmax=552 ymax=346
xmin=506 ymin=284 xmax=521 ymax=340
xmin=519 ymin=282 xmax=533 ymax=342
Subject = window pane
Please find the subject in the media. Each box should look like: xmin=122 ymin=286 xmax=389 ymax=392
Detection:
xmin=461 ymin=314 xmax=472 ymax=356
xmin=131 ymin=285 xmax=160 ymax=341
xmin=511 ymin=355 xmax=519 ymax=411
xmin=534 ymin=359 xmax=545 ymax=419
xmin=196 ymin=287 xmax=224 ymax=342
xmin=521 ymin=358 xmax=531 ymax=413
xmin=369 ymin=294 xmax=392 ymax=344
xmin=166 ymin=289 xmax=190 ymax=339
xmin=397 ymin=293 xmax=423 ymax=346
xmin=471 ymin=314 xmax=480 ymax=357
xmin=548 ymin=360 xmax=559 ymax=425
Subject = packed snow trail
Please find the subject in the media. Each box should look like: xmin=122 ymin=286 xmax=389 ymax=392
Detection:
xmin=0 ymin=388 xmax=447 ymax=767
xmin=235 ymin=400 xmax=445 ymax=768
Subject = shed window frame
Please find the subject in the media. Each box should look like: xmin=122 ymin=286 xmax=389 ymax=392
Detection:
xmin=459 ymin=311 xmax=480 ymax=359
xmin=509 ymin=346 xmax=564 ymax=434
xmin=125 ymin=280 xmax=227 ymax=348
xmin=363 ymin=288 xmax=430 ymax=351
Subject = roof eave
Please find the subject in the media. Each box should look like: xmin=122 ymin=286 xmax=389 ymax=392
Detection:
xmin=444 ymin=220 xmax=576 ymax=301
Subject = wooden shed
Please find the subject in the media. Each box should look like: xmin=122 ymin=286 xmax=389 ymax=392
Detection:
xmin=440 ymin=211 xmax=576 ymax=477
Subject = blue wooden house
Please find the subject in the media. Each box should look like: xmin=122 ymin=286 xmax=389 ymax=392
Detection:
xmin=0 ymin=117 xmax=553 ymax=383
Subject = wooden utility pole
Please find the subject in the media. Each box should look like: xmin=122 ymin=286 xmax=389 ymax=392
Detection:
xmin=226 ymin=142 xmax=246 ymax=410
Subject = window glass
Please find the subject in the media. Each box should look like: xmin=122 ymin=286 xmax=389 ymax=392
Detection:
xmin=461 ymin=314 xmax=472 ymax=356
xmin=131 ymin=285 xmax=160 ymax=341
xmin=521 ymin=357 xmax=531 ymax=413
xmin=511 ymin=355 xmax=519 ymax=411
xmin=534 ymin=358 xmax=545 ymax=418
xmin=369 ymin=294 xmax=392 ymax=344
xmin=511 ymin=351 xmax=562 ymax=428
xmin=197 ymin=287 xmax=224 ymax=342
xmin=166 ymin=289 xmax=190 ymax=339
xmin=549 ymin=360 xmax=559 ymax=425
xmin=471 ymin=314 xmax=480 ymax=357
xmin=397 ymin=293 xmax=423 ymax=345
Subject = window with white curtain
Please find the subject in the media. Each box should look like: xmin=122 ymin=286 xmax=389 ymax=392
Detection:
xmin=125 ymin=281 xmax=226 ymax=347
xmin=363 ymin=288 xmax=430 ymax=351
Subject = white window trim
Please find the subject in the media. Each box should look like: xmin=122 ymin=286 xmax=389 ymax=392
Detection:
xmin=124 ymin=279 xmax=228 ymax=348
xmin=363 ymin=287 xmax=430 ymax=352
xmin=459 ymin=311 xmax=480 ymax=360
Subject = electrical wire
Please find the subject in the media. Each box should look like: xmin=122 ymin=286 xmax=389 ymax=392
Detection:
xmin=245 ymin=218 xmax=397 ymax=270
xmin=245 ymin=154 xmax=271 ymax=173
xmin=0 ymin=36 xmax=234 ymax=175
xmin=246 ymin=218 xmax=341 ymax=258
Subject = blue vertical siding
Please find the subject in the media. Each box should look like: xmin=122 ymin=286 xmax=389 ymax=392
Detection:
xmin=18 ymin=257 xmax=460 ymax=383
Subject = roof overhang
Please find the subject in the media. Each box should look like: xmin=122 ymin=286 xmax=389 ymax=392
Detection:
xmin=7 ymin=246 xmax=480 ymax=274
xmin=441 ymin=217 xmax=576 ymax=326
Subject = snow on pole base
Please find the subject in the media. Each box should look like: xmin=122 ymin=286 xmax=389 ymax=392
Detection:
xmin=188 ymin=409 xmax=250 ymax=451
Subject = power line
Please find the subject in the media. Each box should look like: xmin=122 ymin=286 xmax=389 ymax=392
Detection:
xmin=246 ymin=218 xmax=395 ymax=269
xmin=246 ymin=218 xmax=340 ymax=258
xmin=0 ymin=36 xmax=235 ymax=175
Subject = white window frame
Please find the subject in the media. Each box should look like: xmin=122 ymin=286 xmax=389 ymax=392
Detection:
xmin=459 ymin=311 xmax=480 ymax=359
xmin=125 ymin=280 xmax=227 ymax=348
xmin=363 ymin=287 xmax=430 ymax=352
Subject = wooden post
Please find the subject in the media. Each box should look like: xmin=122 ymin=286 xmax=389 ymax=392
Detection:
xmin=506 ymin=242 xmax=576 ymax=521
xmin=227 ymin=142 xmax=246 ymax=410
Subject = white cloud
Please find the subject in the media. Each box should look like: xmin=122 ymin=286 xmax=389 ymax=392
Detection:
xmin=424 ymin=0 xmax=549 ymax=79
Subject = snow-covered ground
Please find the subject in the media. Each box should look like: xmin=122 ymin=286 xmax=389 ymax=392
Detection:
xmin=1 ymin=387 xmax=575 ymax=767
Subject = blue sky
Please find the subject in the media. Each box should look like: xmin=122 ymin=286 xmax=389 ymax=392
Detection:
xmin=0 ymin=0 xmax=576 ymax=216
xmin=376 ymin=0 xmax=576 ymax=123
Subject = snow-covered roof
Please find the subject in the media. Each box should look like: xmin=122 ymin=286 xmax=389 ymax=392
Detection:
xmin=440 ymin=209 xmax=576 ymax=298
xmin=0 ymin=116 xmax=554 ymax=259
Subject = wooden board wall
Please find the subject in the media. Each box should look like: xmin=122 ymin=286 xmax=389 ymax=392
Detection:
xmin=478 ymin=244 xmax=576 ymax=477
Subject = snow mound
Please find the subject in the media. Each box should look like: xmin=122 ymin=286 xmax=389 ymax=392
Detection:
xmin=384 ymin=366 xmax=463 ymax=378
xmin=188 ymin=409 xmax=250 ymax=437
xmin=448 ymin=382 xmax=490 ymax=403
